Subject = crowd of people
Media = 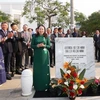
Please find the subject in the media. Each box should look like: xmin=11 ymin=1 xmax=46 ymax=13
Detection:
xmin=0 ymin=22 xmax=33 ymax=82
xmin=0 ymin=22 xmax=99 ymax=92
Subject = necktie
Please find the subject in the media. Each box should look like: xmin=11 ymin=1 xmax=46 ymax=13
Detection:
xmin=4 ymin=31 xmax=7 ymax=36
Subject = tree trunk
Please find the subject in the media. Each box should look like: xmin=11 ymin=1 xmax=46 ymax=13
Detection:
xmin=48 ymin=17 xmax=51 ymax=28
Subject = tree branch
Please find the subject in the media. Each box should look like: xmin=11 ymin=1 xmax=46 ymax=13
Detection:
xmin=49 ymin=13 xmax=57 ymax=17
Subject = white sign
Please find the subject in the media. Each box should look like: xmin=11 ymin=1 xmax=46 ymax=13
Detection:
xmin=63 ymin=45 xmax=87 ymax=68
xmin=55 ymin=38 xmax=95 ymax=79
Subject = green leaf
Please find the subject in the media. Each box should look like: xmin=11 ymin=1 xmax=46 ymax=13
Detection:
xmin=84 ymin=79 xmax=94 ymax=88
xmin=60 ymin=68 xmax=65 ymax=78
xmin=79 ymin=69 xmax=86 ymax=80
xmin=69 ymin=61 xmax=72 ymax=65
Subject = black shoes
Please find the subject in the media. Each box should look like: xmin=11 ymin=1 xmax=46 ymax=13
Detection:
xmin=6 ymin=74 xmax=12 ymax=80
xmin=11 ymin=72 xmax=14 ymax=77
xmin=50 ymin=64 xmax=54 ymax=68
xmin=16 ymin=70 xmax=22 ymax=75
xmin=25 ymin=66 xmax=29 ymax=69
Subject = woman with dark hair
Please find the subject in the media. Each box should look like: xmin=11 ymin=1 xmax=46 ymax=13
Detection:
xmin=31 ymin=25 xmax=50 ymax=91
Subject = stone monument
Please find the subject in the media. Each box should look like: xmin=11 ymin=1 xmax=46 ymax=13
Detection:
xmin=55 ymin=38 xmax=95 ymax=79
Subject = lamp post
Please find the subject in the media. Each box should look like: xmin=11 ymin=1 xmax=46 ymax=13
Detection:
xmin=70 ymin=0 xmax=74 ymax=32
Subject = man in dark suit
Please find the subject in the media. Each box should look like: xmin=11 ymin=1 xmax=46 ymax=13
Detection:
xmin=58 ymin=27 xmax=65 ymax=37
xmin=93 ymin=30 xmax=100 ymax=62
xmin=71 ymin=28 xmax=80 ymax=37
xmin=51 ymin=27 xmax=63 ymax=66
xmin=0 ymin=22 xmax=13 ymax=80
xmin=10 ymin=23 xmax=22 ymax=77
xmin=65 ymin=29 xmax=72 ymax=37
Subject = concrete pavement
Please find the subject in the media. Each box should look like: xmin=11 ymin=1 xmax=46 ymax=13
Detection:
xmin=0 ymin=63 xmax=100 ymax=100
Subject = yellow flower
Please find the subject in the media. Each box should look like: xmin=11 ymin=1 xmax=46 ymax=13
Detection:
xmin=76 ymin=78 xmax=82 ymax=83
xmin=63 ymin=62 xmax=69 ymax=69
xmin=58 ymin=79 xmax=63 ymax=84
xmin=76 ymin=78 xmax=87 ymax=84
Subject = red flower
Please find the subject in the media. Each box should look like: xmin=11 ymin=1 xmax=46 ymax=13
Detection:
xmin=80 ymin=81 xmax=85 ymax=84
xmin=69 ymin=86 xmax=73 ymax=90
xmin=67 ymin=74 xmax=70 ymax=78
xmin=63 ymin=87 xmax=67 ymax=92
xmin=70 ymin=92 xmax=75 ymax=97
xmin=70 ymin=81 xmax=74 ymax=85
xmin=71 ymin=71 xmax=77 ymax=78
xmin=77 ymin=89 xmax=82 ymax=95
xmin=63 ymin=74 xmax=70 ymax=79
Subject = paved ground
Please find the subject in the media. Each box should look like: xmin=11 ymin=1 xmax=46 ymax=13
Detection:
xmin=0 ymin=63 xmax=100 ymax=100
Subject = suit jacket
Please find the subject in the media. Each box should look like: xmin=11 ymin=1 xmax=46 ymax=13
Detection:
xmin=51 ymin=33 xmax=63 ymax=50
xmin=11 ymin=31 xmax=23 ymax=53
xmin=0 ymin=29 xmax=13 ymax=54
xmin=65 ymin=34 xmax=73 ymax=37
xmin=93 ymin=34 xmax=100 ymax=47
xmin=72 ymin=32 xmax=80 ymax=37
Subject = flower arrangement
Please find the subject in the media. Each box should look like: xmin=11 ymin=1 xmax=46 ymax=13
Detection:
xmin=50 ymin=62 xmax=94 ymax=100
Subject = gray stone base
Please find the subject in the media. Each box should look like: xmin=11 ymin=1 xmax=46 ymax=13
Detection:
xmin=30 ymin=97 xmax=100 ymax=100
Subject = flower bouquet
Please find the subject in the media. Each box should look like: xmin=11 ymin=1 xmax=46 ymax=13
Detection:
xmin=50 ymin=62 xmax=94 ymax=100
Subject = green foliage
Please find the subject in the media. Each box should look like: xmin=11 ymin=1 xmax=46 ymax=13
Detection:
xmin=84 ymin=79 xmax=95 ymax=88
xmin=80 ymin=11 xmax=100 ymax=36
xmin=0 ymin=11 xmax=11 ymax=22
xmin=79 ymin=69 xmax=86 ymax=80
xmin=22 ymin=1 xmax=32 ymax=16
xmin=74 ymin=11 xmax=87 ymax=23
xmin=91 ymin=83 xmax=98 ymax=94
xmin=60 ymin=68 xmax=65 ymax=78
xmin=13 ymin=19 xmax=20 ymax=24
xmin=52 ymin=2 xmax=70 ymax=28
xmin=22 ymin=0 xmax=70 ymax=27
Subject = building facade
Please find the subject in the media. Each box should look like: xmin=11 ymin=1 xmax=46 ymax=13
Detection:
xmin=0 ymin=2 xmax=37 ymax=31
